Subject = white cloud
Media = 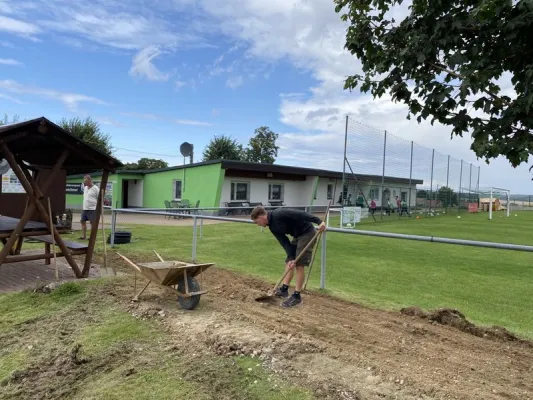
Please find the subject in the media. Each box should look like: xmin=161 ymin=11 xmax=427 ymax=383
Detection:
xmin=226 ymin=75 xmax=243 ymax=89
xmin=0 ymin=58 xmax=23 ymax=66
xmin=120 ymin=111 xmax=211 ymax=127
xmin=129 ymin=46 xmax=172 ymax=81
xmin=175 ymin=80 xmax=186 ymax=89
xmin=0 ymin=79 xmax=107 ymax=111
xmin=0 ymin=15 xmax=40 ymax=39
xmin=0 ymin=92 xmax=26 ymax=104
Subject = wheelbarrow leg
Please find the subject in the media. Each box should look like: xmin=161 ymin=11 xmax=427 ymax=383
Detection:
xmin=133 ymin=280 xmax=151 ymax=301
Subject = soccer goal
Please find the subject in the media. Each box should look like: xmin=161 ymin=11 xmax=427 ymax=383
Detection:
xmin=460 ymin=186 xmax=511 ymax=219
xmin=326 ymin=206 xmax=363 ymax=229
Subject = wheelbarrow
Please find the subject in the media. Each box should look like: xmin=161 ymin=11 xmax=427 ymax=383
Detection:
xmin=116 ymin=250 xmax=214 ymax=310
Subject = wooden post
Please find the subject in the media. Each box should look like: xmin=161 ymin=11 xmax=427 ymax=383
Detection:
xmin=48 ymin=197 xmax=58 ymax=280
xmin=0 ymin=145 xmax=82 ymax=276
xmin=82 ymin=170 xmax=109 ymax=277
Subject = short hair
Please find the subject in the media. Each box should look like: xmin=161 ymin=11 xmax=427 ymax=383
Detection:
xmin=250 ymin=205 xmax=267 ymax=220
xmin=84 ymin=175 xmax=92 ymax=182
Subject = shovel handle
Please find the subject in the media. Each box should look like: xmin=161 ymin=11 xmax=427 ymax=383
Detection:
xmin=269 ymin=227 xmax=323 ymax=295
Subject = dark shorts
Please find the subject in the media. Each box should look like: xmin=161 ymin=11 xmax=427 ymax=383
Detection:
xmin=80 ymin=210 xmax=96 ymax=223
xmin=291 ymin=229 xmax=316 ymax=267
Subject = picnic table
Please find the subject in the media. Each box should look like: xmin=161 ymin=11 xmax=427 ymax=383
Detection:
xmin=0 ymin=216 xmax=84 ymax=264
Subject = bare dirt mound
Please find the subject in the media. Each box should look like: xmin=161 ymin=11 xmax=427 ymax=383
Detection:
xmin=401 ymin=306 xmax=532 ymax=345
xmin=108 ymin=265 xmax=533 ymax=400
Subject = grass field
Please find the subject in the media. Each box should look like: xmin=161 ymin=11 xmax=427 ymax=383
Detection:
xmin=104 ymin=209 xmax=533 ymax=339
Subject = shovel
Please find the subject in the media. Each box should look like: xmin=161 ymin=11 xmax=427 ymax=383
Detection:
xmin=255 ymin=228 xmax=323 ymax=302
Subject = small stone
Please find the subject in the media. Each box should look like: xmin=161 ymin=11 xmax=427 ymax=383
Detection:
xmin=248 ymin=368 xmax=253 ymax=372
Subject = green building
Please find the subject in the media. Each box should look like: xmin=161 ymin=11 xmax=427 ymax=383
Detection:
xmin=66 ymin=159 xmax=422 ymax=212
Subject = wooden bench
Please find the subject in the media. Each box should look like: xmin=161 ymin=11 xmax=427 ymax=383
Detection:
xmin=27 ymin=235 xmax=89 ymax=265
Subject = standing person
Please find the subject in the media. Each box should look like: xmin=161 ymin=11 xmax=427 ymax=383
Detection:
xmin=251 ymin=206 xmax=326 ymax=308
xmin=80 ymin=175 xmax=99 ymax=240
xmin=370 ymin=199 xmax=377 ymax=215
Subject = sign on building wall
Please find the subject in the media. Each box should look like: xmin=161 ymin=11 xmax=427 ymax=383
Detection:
xmin=1 ymin=168 xmax=25 ymax=193
xmin=66 ymin=181 xmax=114 ymax=207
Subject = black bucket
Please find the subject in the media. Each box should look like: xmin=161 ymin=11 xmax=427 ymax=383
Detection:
xmin=107 ymin=230 xmax=132 ymax=245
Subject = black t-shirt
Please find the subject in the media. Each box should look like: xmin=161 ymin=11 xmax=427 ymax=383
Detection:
xmin=267 ymin=208 xmax=322 ymax=262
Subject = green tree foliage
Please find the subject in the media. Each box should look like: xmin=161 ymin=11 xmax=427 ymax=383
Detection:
xmin=202 ymin=135 xmax=245 ymax=161
xmin=58 ymin=117 xmax=113 ymax=156
xmin=334 ymin=0 xmax=533 ymax=167
xmin=121 ymin=158 xmax=169 ymax=170
xmin=244 ymin=126 xmax=280 ymax=164
xmin=436 ymin=186 xmax=457 ymax=206
xmin=0 ymin=114 xmax=19 ymax=126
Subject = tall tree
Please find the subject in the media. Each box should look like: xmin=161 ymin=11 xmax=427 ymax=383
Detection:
xmin=244 ymin=126 xmax=280 ymax=164
xmin=58 ymin=117 xmax=114 ymax=156
xmin=334 ymin=0 xmax=533 ymax=167
xmin=202 ymin=135 xmax=245 ymax=161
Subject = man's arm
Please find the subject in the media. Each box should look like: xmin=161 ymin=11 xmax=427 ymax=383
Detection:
xmin=271 ymin=230 xmax=296 ymax=262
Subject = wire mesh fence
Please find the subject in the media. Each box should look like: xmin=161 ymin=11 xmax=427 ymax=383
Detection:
xmin=343 ymin=116 xmax=481 ymax=218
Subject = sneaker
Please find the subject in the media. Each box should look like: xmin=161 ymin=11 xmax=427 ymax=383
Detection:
xmin=274 ymin=287 xmax=289 ymax=298
xmin=281 ymin=295 xmax=302 ymax=308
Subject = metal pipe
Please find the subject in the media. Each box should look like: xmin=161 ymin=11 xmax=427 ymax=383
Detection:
xmin=458 ymin=160 xmax=463 ymax=214
xmin=110 ymin=210 xmax=117 ymax=247
xmin=320 ymin=231 xmax=327 ymax=289
xmin=429 ymin=149 xmax=434 ymax=214
xmin=325 ymin=227 xmax=533 ymax=252
xmin=408 ymin=141 xmax=413 ymax=212
xmin=342 ymin=115 xmax=348 ymax=205
xmin=381 ymin=130 xmax=387 ymax=220
xmin=192 ymin=216 xmax=198 ymax=261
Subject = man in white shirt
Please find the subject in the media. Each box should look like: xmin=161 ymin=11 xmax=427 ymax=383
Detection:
xmin=80 ymin=175 xmax=99 ymax=240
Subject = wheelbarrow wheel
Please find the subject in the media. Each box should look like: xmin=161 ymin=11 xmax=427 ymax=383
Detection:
xmin=176 ymin=275 xmax=201 ymax=310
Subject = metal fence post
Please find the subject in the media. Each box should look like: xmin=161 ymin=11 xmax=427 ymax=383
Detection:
xmin=458 ymin=160 xmax=463 ymax=213
xmin=320 ymin=231 xmax=327 ymax=289
xmin=200 ymin=217 xmax=204 ymax=239
xmin=477 ymin=166 xmax=480 ymax=192
xmin=446 ymin=155 xmax=450 ymax=209
xmin=381 ymin=130 xmax=387 ymax=220
xmin=192 ymin=216 xmax=198 ymax=262
xmin=429 ymin=149 xmax=434 ymax=214
xmin=409 ymin=141 xmax=413 ymax=213
xmin=110 ymin=209 xmax=117 ymax=247
xmin=342 ymin=115 xmax=348 ymax=205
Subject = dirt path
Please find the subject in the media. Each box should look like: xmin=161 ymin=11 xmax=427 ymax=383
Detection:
xmin=107 ymin=266 xmax=533 ymax=400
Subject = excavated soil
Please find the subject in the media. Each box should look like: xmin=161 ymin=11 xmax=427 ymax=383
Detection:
xmin=104 ymin=265 xmax=533 ymax=400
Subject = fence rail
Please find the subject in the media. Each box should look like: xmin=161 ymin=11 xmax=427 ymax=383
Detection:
xmin=109 ymin=207 xmax=533 ymax=290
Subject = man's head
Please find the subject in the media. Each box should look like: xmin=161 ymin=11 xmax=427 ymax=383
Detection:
xmin=251 ymin=206 xmax=268 ymax=227
xmin=83 ymin=175 xmax=93 ymax=187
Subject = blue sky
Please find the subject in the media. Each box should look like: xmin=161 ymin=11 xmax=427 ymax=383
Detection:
xmin=0 ymin=0 xmax=531 ymax=194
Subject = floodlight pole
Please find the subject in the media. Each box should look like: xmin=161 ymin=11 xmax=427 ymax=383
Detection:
xmin=342 ymin=115 xmax=348 ymax=206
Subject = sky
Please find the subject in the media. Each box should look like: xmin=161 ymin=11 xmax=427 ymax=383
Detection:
xmin=0 ymin=0 xmax=531 ymax=194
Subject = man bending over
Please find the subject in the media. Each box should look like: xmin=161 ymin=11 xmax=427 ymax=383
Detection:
xmin=251 ymin=206 xmax=326 ymax=308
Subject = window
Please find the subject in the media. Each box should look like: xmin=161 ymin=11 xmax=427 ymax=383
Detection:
xmin=327 ymin=184 xmax=333 ymax=200
xmin=369 ymin=187 xmax=379 ymax=200
xmin=268 ymin=183 xmax=284 ymax=201
xmin=231 ymin=182 xmax=249 ymax=201
xmin=173 ymin=180 xmax=182 ymax=200
xmin=401 ymin=191 xmax=407 ymax=201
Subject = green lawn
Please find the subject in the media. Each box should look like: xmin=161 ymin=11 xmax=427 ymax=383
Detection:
xmin=98 ymin=210 xmax=533 ymax=339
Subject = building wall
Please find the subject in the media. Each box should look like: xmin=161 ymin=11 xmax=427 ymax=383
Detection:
xmin=219 ymin=175 xmax=316 ymax=206
xmin=0 ymin=168 xmax=66 ymax=221
xmin=143 ymin=163 xmax=224 ymax=209
xmin=65 ymin=174 xmax=119 ymax=210
xmin=127 ymin=180 xmax=143 ymax=207
xmin=313 ymin=177 xmax=339 ymax=206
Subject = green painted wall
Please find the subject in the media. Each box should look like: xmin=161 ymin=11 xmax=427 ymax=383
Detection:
xmin=65 ymin=174 xmax=120 ymax=209
xmin=143 ymin=163 xmax=224 ymax=209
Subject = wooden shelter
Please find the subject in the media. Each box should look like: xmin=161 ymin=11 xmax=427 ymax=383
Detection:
xmin=0 ymin=117 xmax=122 ymax=278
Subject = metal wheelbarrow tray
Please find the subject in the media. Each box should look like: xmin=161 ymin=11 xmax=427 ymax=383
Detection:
xmin=116 ymin=251 xmax=214 ymax=310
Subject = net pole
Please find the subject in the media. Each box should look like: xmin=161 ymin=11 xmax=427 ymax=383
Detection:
xmin=489 ymin=187 xmax=493 ymax=220
xmin=381 ymin=130 xmax=387 ymax=220
xmin=408 ymin=141 xmax=413 ymax=214
xmin=429 ymin=149 xmax=434 ymax=214
xmin=458 ymin=160 xmax=463 ymax=214
xmin=446 ymin=155 xmax=450 ymax=211
xmin=469 ymin=163 xmax=472 ymax=206
xmin=342 ymin=115 xmax=348 ymax=207
xmin=477 ymin=166 xmax=480 ymax=192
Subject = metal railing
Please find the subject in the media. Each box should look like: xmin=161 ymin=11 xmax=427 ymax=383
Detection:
xmin=109 ymin=207 xmax=533 ymax=290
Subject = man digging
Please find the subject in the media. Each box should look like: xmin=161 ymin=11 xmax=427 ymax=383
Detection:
xmin=251 ymin=206 xmax=326 ymax=308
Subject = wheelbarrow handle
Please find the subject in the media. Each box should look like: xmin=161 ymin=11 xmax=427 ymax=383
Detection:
xmin=116 ymin=251 xmax=142 ymax=273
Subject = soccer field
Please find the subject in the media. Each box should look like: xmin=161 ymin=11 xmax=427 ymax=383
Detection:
xmin=106 ymin=209 xmax=533 ymax=339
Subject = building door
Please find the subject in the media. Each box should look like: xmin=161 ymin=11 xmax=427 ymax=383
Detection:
xmin=122 ymin=180 xmax=129 ymax=208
